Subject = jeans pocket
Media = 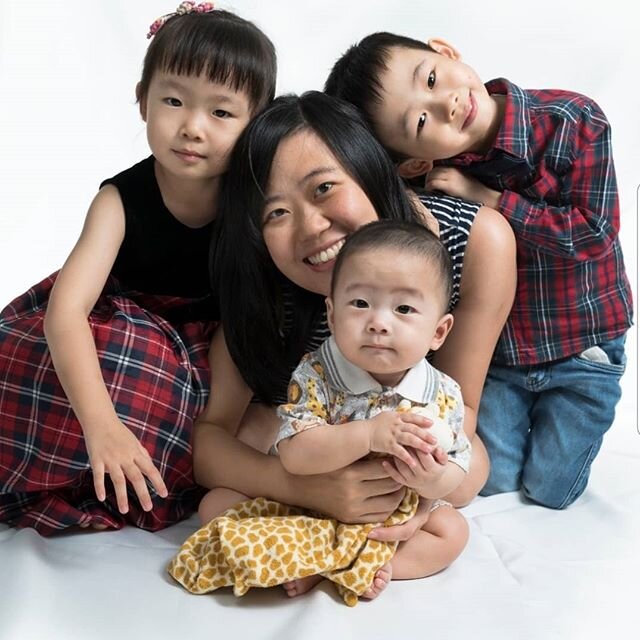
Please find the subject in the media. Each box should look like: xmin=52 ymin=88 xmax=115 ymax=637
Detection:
xmin=575 ymin=335 xmax=627 ymax=374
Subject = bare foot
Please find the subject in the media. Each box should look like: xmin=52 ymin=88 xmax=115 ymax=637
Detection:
xmin=283 ymin=574 xmax=323 ymax=598
xmin=361 ymin=562 xmax=392 ymax=600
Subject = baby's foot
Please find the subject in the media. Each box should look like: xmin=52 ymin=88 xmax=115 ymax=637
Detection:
xmin=361 ymin=563 xmax=392 ymax=600
xmin=283 ymin=574 xmax=323 ymax=598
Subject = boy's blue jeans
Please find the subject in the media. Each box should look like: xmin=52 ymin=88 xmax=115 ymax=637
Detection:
xmin=477 ymin=335 xmax=627 ymax=509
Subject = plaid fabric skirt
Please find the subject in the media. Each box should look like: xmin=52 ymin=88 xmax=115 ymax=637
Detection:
xmin=0 ymin=273 xmax=214 ymax=535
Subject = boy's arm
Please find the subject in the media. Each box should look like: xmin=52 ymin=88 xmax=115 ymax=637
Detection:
xmin=497 ymin=106 xmax=618 ymax=260
xmin=432 ymin=101 xmax=619 ymax=261
xmin=44 ymin=186 xmax=167 ymax=513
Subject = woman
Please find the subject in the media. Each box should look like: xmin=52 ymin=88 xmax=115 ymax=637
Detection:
xmin=194 ymin=91 xmax=515 ymax=528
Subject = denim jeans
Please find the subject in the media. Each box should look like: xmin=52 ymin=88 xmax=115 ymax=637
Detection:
xmin=477 ymin=334 xmax=627 ymax=508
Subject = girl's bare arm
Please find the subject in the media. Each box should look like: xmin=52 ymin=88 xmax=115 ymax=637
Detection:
xmin=44 ymin=186 xmax=167 ymax=513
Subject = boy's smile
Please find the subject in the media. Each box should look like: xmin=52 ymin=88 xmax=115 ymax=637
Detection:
xmin=371 ymin=41 xmax=503 ymax=169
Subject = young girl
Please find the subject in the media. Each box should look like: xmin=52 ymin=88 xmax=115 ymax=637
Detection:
xmin=192 ymin=92 xmax=516 ymax=543
xmin=0 ymin=2 xmax=276 ymax=535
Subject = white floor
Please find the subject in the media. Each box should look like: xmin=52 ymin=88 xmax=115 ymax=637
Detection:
xmin=1 ymin=411 xmax=638 ymax=640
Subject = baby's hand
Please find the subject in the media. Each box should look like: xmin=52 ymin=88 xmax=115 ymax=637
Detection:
xmin=382 ymin=447 xmax=449 ymax=495
xmin=368 ymin=411 xmax=436 ymax=469
xmin=408 ymin=405 xmax=455 ymax=452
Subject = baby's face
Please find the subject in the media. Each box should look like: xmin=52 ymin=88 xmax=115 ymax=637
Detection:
xmin=372 ymin=45 xmax=497 ymax=167
xmin=327 ymin=248 xmax=451 ymax=387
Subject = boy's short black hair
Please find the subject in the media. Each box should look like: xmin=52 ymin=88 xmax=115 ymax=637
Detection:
xmin=331 ymin=219 xmax=453 ymax=311
xmin=325 ymin=32 xmax=434 ymax=161
xmin=138 ymin=10 xmax=276 ymax=113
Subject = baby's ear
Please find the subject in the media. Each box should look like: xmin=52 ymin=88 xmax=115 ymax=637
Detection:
xmin=427 ymin=38 xmax=461 ymax=61
xmin=430 ymin=313 xmax=454 ymax=351
xmin=398 ymin=158 xmax=433 ymax=180
xmin=325 ymin=297 xmax=335 ymax=333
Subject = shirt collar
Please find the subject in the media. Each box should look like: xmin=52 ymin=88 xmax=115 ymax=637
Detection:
xmin=485 ymin=77 xmax=531 ymax=160
xmin=451 ymin=77 xmax=531 ymax=164
xmin=319 ymin=336 xmax=439 ymax=404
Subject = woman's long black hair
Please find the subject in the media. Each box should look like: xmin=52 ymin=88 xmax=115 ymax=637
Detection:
xmin=211 ymin=91 xmax=420 ymax=403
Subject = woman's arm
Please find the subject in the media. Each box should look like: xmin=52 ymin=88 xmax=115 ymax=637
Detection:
xmin=44 ymin=186 xmax=167 ymax=513
xmin=431 ymin=205 xmax=516 ymax=438
xmin=430 ymin=205 xmax=516 ymax=505
xmin=193 ymin=329 xmax=405 ymax=522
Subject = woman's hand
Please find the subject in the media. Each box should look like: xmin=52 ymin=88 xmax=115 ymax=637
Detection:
xmin=292 ymin=458 xmax=405 ymax=523
xmin=84 ymin=418 xmax=168 ymax=514
xmin=367 ymin=496 xmax=434 ymax=542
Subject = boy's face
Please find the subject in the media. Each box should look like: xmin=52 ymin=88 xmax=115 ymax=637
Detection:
xmin=140 ymin=70 xmax=253 ymax=182
xmin=371 ymin=41 xmax=501 ymax=173
xmin=326 ymin=248 xmax=453 ymax=387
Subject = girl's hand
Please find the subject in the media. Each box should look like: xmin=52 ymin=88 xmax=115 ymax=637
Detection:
xmin=382 ymin=446 xmax=448 ymax=496
xmin=84 ymin=419 xmax=168 ymax=513
xmin=368 ymin=411 xmax=436 ymax=468
xmin=292 ymin=458 xmax=406 ymax=523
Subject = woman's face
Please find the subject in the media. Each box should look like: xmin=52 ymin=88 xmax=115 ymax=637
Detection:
xmin=261 ymin=130 xmax=378 ymax=296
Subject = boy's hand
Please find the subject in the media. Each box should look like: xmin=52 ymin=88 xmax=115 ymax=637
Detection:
xmin=426 ymin=167 xmax=501 ymax=209
xmin=368 ymin=411 xmax=436 ymax=469
xmin=84 ymin=419 xmax=169 ymax=514
xmin=382 ymin=445 xmax=449 ymax=495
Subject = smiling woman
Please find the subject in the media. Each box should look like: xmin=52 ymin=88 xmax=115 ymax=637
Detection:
xmin=261 ymin=128 xmax=379 ymax=296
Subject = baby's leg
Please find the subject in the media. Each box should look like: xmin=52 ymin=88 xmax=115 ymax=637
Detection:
xmin=198 ymin=487 xmax=249 ymax=525
xmin=391 ymin=503 xmax=468 ymax=579
xmin=362 ymin=503 xmax=468 ymax=599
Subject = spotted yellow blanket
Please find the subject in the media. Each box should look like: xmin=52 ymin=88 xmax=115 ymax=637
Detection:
xmin=168 ymin=490 xmax=419 ymax=606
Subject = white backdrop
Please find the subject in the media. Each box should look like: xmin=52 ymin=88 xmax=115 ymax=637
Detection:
xmin=1 ymin=0 xmax=636 ymax=433
xmin=0 ymin=0 xmax=636 ymax=439
xmin=0 ymin=3 xmax=638 ymax=638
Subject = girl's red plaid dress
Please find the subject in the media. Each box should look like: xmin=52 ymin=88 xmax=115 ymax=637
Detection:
xmin=0 ymin=273 xmax=214 ymax=535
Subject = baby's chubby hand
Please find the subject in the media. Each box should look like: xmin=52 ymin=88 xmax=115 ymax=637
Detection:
xmin=368 ymin=411 xmax=437 ymax=469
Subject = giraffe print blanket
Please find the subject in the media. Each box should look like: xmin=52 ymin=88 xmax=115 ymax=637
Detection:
xmin=167 ymin=490 xmax=420 ymax=606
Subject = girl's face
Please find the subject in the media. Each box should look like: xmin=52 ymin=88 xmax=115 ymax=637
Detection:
xmin=140 ymin=70 xmax=252 ymax=184
xmin=261 ymin=130 xmax=378 ymax=296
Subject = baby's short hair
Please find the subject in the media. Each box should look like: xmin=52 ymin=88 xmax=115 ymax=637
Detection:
xmin=331 ymin=220 xmax=453 ymax=310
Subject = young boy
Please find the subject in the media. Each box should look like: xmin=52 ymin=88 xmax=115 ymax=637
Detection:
xmin=325 ymin=33 xmax=633 ymax=509
xmin=169 ymin=221 xmax=470 ymax=605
